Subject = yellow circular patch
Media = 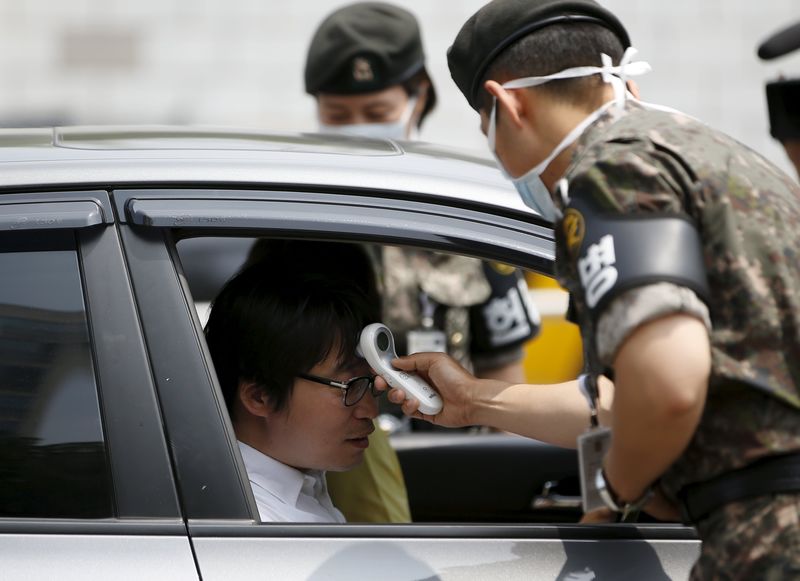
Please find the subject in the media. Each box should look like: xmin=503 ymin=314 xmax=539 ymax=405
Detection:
xmin=563 ymin=209 xmax=585 ymax=255
xmin=489 ymin=261 xmax=516 ymax=275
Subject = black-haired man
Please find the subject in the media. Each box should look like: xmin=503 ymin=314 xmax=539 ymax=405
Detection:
xmin=205 ymin=253 xmax=380 ymax=522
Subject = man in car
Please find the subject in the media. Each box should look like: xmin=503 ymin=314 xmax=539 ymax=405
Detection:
xmin=204 ymin=247 xmax=381 ymax=523
xmin=382 ymin=0 xmax=800 ymax=577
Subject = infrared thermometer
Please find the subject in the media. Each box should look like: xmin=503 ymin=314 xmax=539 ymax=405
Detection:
xmin=359 ymin=323 xmax=444 ymax=416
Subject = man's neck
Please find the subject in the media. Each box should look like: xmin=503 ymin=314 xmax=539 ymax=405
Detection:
xmin=538 ymin=107 xmax=594 ymax=190
xmin=539 ymin=87 xmax=617 ymax=190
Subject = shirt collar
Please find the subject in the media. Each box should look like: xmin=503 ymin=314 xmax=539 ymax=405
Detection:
xmin=237 ymin=440 xmax=326 ymax=509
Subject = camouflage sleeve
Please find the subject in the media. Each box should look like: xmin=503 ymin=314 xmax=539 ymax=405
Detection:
xmin=596 ymin=282 xmax=711 ymax=366
xmin=566 ymin=137 xmax=708 ymax=366
xmin=568 ymin=139 xmax=691 ymax=214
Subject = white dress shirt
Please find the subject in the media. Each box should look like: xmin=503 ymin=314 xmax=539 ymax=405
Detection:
xmin=238 ymin=441 xmax=346 ymax=523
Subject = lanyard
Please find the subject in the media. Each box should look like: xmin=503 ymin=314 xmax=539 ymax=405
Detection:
xmin=418 ymin=291 xmax=436 ymax=329
xmin=578 ymin=373 xmax=601 ymax=429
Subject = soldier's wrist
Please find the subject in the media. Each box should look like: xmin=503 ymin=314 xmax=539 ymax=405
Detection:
xmin=602 ymin=451 xmax=639 ymax=502
xmin=596 ymin=464 xmax=654 ymax=516
xmin=468 ymin=378 xmax=510 ymax=428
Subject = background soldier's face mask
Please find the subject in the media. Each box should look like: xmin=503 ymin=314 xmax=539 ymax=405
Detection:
xmin=319 ymin=97 xmax=418 ymax=141
xmin=486 ymin=48 xmax=651 ymax=222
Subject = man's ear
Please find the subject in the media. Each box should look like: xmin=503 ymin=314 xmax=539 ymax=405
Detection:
xmin=484 ymin=80 xmax=527 ymax=130
xmin=626 ymin=79 xmax=641 ymax=100
xmin=415 ymin=79 xmax=430 ymax=108
xmin=238 ymin=381 xmax=271 ymax=419
xmin=411 ymin=79 xmax=431 ymax=125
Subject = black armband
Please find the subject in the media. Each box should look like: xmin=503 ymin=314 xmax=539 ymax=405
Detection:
xmin=565 ymin=198 xmax=710 ymax=322
xmin=469 ymin=264 xmax=540 ymax=355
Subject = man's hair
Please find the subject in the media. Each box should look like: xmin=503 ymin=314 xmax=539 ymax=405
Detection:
xmin=401 ymin=69 xmax=437 ymax=129
xmin=478 ymin=22 xmax=624 ymax=112
xmin=205 ymin=241 xmax=379 ymax=418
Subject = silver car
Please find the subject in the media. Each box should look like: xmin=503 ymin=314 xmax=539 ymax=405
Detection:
xmin=0 ymin=127 xmax=699 ymax=580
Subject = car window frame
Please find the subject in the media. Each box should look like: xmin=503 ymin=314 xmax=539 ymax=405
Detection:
xmin=78 ymin=222 xmax=182 ymax=520
xmin=118 ymin=223 xmax=257 ymax=522
xmin=116 ymin=186 xmax=698 ymax=544
xmin=0 ymin=191 xmax=182 ymax=532
xmin=116 ymin=185 xmax=556 ymax=517
xmin=0 ymin=190 xmax=186 ymax=535
xmin=114 ymin=187 xmax=555 ymax=274
xmin=0 ymin=202 xmax=194 ymax=578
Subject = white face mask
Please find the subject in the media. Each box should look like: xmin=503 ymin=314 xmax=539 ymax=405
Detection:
xmin=487 ymin=48 xmax=651 ymax=220
xmin=319 ymin=97 xmax=418 ymax=141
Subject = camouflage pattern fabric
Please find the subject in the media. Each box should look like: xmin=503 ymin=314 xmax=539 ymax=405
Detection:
xmin=595 ymin=282 xmax=711 ymax=365
xmin=690 ymin=492 xmax=800 ymax=580
xmin=554 ymin=100 xmax=800 ymax=570
xmin=378 ymin=246 xmax=535 ymax=370
xmin=381 ymin=246 xmax=493 ymax=370
xmin=661 ymin=389 xmax=800 ymax=503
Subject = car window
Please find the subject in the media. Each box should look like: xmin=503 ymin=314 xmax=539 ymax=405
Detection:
xmin=176 ymin=235 xmax=585 ymax=525
xmin=0 ymin=233 xmax=112 ymax=519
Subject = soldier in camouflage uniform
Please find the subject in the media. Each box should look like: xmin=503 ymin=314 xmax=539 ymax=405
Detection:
xmin=562 ymin=97 xmax=800 ymax=580
xmin=380 ymin=246 xmax=538 ymax=376
xmin=380 ymin=0 xmax=800 ymax=578
xmin=304 ymin=2 xmax=539 ymax=382
xmin=301 ymin=2 xmax=540 ymax=525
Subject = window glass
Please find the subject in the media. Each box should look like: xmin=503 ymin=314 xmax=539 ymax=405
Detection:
xmin=176 ymin=235 xmax=584 ymax=525
xmin=0 ymin=234 xmax=112 ymax=518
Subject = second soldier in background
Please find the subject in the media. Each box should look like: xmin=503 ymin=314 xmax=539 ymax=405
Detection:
xmin=305 ymin=1 xmax=539 ymax=382
xmin=303 ymin=1 xmax=540 ymax=523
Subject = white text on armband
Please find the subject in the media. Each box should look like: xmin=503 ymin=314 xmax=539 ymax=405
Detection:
xmin=482 ymin=285 xmax=532 ymax=346
xmin=578 ymin=234 xmax=619 ymax=309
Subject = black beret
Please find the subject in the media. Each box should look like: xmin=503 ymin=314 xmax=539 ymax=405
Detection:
xmin=305 ymin=2 xmax=427 ymax=95
xmin=757 ymin=20 xmax=800 ymax=60
xmin=448 ymin=0 xmax=631 ymax=110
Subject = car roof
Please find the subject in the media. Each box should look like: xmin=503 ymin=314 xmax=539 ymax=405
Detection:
xmin=0 ymin=126 xmax=535 ymax=217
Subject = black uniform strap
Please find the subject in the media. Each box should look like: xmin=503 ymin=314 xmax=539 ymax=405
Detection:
xmin=469 ymin=265 xmax=539 ymax=355
xmin=567 ymin=196 xmax=710 ymax=323
xmin=679 ymin=452 xmax=800 ymax=523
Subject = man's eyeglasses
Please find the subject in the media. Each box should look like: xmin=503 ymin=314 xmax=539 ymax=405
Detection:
xmin=298 ymin=373 xmax=381 ymax=407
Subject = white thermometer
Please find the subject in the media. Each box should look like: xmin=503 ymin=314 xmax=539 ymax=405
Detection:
xmin=359 ymin=323 xmax=444 ymax=416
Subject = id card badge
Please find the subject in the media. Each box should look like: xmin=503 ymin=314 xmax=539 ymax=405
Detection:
xmin=577 ymin=426 xmax=612 ymax=513
xmin=406 ymin=329 xmax=447 ymax=354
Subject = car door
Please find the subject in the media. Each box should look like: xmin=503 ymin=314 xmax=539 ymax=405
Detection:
xmin=0 ymin=192 xmax=198 ymax=580
xmin=115 ymin=186 xmax=699 ymax=580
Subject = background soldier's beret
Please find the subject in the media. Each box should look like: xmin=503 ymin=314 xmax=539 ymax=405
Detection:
xmin=448 ymin=0 xmax=630 ymax=111
xmin=305 ymin=2 xmax=427 ymax=96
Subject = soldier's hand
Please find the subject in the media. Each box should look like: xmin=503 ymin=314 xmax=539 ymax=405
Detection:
xmin=578 ymin=488 xmax=681 ymax=524
xmin=374 ymin=352 xmax=480 ymax=428
xmin=579 ymin=508 xmax=616 ymax=524
xmin=642 ymin=486 xmax=682 ymax=522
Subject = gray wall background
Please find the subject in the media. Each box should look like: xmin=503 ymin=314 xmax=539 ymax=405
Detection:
xmin=2 ymin=0 xmax=799 ymax=174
